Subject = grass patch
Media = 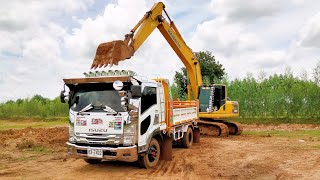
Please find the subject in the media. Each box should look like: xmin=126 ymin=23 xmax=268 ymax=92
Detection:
xmin=16 ymin=139 xmax=35 ymax=149
xmin=17 ymin=156 xmax=30 ymax=161
xmin=237 ymin=118 xmax=320 ymax=124
xmin=313 ymin=145 xmax=320 ymax=149
xmin=16 ymin=155 xmax=37 ymax=162
xmin=30 ymin=146 xmax=52 ymax=153
xmin=0 ymin=117 xmax=67 ymax=131
xmin=16 ymin=139 xmax=52 ymax=153
xmin=243 ymin=130 xmax=320 ymax=138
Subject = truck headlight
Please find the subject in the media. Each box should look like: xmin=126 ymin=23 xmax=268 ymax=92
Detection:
xmin=123 ymin=124 xmax=136 ymax=146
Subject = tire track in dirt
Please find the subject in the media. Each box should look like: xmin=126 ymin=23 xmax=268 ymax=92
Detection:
xmin=159 ymin=158 xmax=178 ymax=176
xmin=148 ymin=160 xmax=166 ymax=175
xmin=162 ymin=160 xmax=177 ymax=176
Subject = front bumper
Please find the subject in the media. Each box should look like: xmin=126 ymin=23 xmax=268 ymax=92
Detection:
xmin=66 ymin=142 xmax=138 ymax=162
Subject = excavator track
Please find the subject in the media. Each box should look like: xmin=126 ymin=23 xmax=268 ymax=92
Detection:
xmin=215 ymin=120 xmax=243 ymax=135
xmin=197 ymin=120 xmax=229 ymax=137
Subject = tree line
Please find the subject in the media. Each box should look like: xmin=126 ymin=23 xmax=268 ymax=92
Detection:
xmin=0 ymin=95 xmax=68 ymax=119
xmin=225 ymin=70 xmax=320 ymax=119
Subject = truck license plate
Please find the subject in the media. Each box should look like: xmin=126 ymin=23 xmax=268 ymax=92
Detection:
xmin=87 ymin=148 xmax=103 ymax=158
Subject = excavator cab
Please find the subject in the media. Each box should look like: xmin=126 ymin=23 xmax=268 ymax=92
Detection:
xmin=198 ymin=85 xmax=242 ymax=136
xmin=199 ymin=85 xmax=226 ymax=112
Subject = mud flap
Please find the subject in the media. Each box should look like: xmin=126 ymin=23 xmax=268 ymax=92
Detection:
xmin=193 ymin=128 xmax=200 ymax=143
xmin=160 ymin=135 xmax=172 ymax=161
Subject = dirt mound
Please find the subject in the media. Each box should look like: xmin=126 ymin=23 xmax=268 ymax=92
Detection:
xmin=0 ymin=127 xmax=68 ymax=149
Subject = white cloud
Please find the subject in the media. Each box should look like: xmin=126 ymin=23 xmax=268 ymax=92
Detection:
xmin=297 ymin=12 xmax=320 ymax=48
xmin=210 ymin=0 xmax=300 ymax=22
xmin=0 ymin=0 xmax=93 ymax=102
xmin=189 ymin=0 xmax=320 ymax=79
xmin=189 ymin=18 xmax=262 ymax=55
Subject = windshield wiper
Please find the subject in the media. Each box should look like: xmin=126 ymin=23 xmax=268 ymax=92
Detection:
xmin=103 ymin=105 xmax=117 ymax=114
xmin=78 ymin=103 xmax=93 ymax=114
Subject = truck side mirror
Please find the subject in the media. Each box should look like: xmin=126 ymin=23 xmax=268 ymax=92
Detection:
xmin=131 ymin=85 xmax=142 ymax=98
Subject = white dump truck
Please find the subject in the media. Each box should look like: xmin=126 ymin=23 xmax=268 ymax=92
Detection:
xmin=61 ymin=70 xmax=200 ymax=168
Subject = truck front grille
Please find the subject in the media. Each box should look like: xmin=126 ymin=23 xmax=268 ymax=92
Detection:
xmin=74 ymin=134 xmax=123 ymax=145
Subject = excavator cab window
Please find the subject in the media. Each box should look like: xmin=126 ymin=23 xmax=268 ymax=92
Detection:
xmin=199 ymin=85 xmax=226 ymax=112
xmin=213 ymin=85 xmax=226 ymax=111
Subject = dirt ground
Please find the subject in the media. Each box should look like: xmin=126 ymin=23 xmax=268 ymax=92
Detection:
xmin=0 ymin=124 xmax=320 ymax=180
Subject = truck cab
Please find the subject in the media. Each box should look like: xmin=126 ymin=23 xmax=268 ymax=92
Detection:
xmin=61 ymin=70 xmax=199 ymax=168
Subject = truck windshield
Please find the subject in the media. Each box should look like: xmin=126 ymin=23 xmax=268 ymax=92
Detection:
xmin=70 ymin=83 xmax=126 ymax=112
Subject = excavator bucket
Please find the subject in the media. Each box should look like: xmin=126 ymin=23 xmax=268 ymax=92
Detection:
xmin=91 ymin=40 xmax=134 ymax=69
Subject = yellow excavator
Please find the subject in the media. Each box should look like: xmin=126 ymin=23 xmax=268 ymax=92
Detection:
xmin=91 ymin=2 xmax=242 ymax=136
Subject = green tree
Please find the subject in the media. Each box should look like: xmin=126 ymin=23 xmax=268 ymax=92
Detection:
xmin=173 ymin=51 xmax=225 ymax=98
xmin=313 ymin=61 xmax=320 ymax=85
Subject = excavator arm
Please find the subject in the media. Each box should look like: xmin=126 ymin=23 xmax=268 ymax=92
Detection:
xmin=91 ymin=2 xmax=202 ymax=99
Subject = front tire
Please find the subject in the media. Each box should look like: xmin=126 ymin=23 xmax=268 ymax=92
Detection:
xmin=182 ymin=127 xmax=193 ymax=148
xmin=139 ymin=138 xmax=161 ymax=168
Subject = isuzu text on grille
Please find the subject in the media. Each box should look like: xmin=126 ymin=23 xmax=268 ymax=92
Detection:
xmin=89 ymin=128 xmax=108 ymax=132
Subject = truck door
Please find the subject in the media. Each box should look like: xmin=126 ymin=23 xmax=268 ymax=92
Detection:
xmin=138 ymin=86 xmax=161 ymax=147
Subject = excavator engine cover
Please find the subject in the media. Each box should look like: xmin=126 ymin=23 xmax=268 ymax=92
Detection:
xmin=91 ymin=40 xmax=134 ymax=69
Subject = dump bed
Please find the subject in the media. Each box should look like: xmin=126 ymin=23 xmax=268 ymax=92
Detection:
xmin=170 ymin=101 xmax=198 ymax=126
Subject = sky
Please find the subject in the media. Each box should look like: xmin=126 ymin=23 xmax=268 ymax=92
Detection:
xmin=0 ymin=0 xmax=320 ymax=102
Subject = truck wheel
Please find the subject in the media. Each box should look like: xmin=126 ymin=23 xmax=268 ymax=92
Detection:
xmin=182 ymin=127 xmax=193 ymax=148
xmin=84 ymin=159 xmax=102 ymax=164
xmin=139 ymin=138 xmax=160 ymax=168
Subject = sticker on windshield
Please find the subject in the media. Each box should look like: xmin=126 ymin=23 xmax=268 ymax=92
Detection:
xmin=114 ymin=122 xmax=122 ymax=130
xmin=115 ymin=117 xmax=122 ymax=121
xmin=92 ymin=118 xmax=103 ymax=125
xmin=108 ymin=122 xmax=114 ymax=128
xmin=76 ymin=118 xmax=87 ymax=126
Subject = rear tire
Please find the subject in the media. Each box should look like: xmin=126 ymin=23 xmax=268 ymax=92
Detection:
xmin=139 ymin=138 xmax=161 ymax=168
xmin=182 ymin=127 xmax=193 ymax=148
xmin=84 ymin=159 xmax=102 ymax=164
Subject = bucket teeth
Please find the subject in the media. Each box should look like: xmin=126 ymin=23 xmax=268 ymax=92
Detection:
xmin=91 ymin=40 xmax=134 ymax=69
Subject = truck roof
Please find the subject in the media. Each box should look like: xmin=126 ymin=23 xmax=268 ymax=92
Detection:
xmin=63 ymin=76 xmax=130 ymax=85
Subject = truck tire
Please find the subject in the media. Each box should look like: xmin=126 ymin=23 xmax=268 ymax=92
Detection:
xmin=182 ymin=127 xmax=193 ymax=148
xmin=138 ymin=138 xmax=160 ymax=168
xmin=84 ymin=159 xmax=102 ymax=164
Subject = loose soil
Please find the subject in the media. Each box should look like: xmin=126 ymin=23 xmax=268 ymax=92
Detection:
xmin=92 ymin=40 xmax=134 ymax=68
xmin=0 ymin=125 xmax=319 ymax=180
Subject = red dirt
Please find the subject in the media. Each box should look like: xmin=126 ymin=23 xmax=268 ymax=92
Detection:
xmin=0 ymin=125 xmax=320 ymax=180
xmin=0 ymin=127 xmax=68 ymax=150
